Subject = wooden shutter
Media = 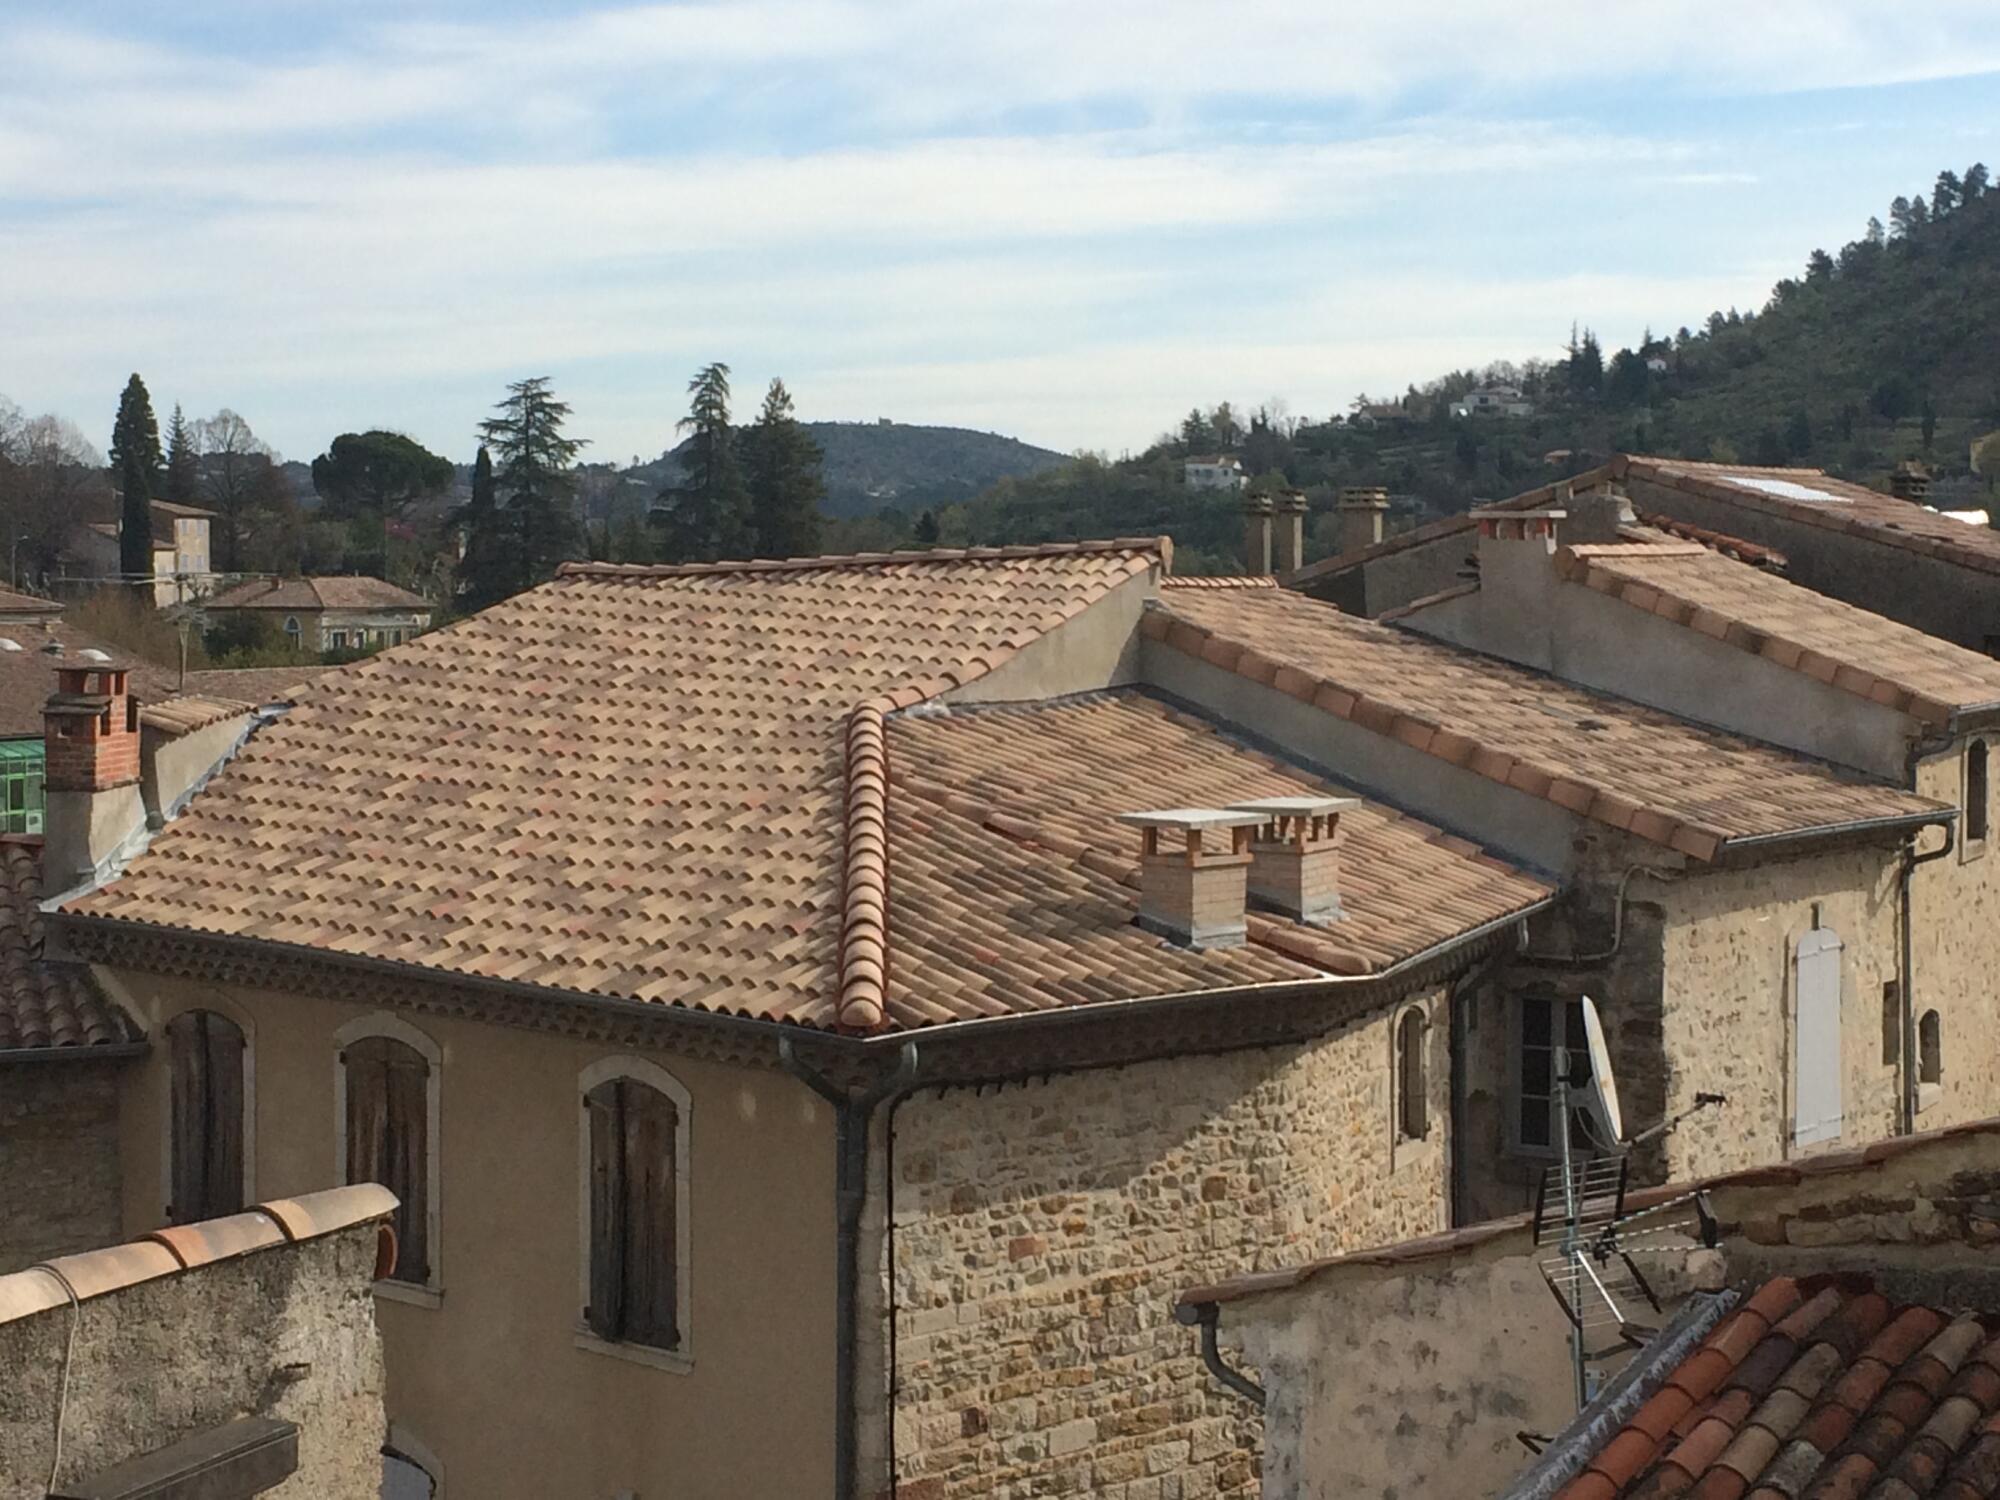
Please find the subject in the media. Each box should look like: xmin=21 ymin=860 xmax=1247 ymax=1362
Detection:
xmin=1398 ymin=1011 xmax=1427 ymax=1141
xmin=585 ymin=1081 xmax=627 ymax=1341
xmin=621 ymin=1082 xmax=679 ymax=1351
xmin=168 ymin=1011 xmax=245 ymax=1224
xmin=1794 ymin=929 xmax=1844 ymax=1146
xmin=346 ymin=1036 xmax=430 ymax=1285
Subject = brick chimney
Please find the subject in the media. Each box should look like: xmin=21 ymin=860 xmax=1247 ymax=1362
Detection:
xmin=43 ymin=655 xmax=146 ymax=890
xmin=1117 ymin=808 xmax=1261 ymax=948
xmin=1336 ymin=487 xmax=1390 ymax=554
xmin=1273 ymin=491 xmax=1307 ymax=575
xmin=1889 ymin=461 xmax=1931 ymax=503
xmin=1244 ymin=496 xmax=1274 ymax=575
xmin=1227 ymin=795 xmax=1360 ymax=925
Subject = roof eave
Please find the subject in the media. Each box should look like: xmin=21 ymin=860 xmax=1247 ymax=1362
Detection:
xmin=1716 ymin=805 xmax=1956 ymax=860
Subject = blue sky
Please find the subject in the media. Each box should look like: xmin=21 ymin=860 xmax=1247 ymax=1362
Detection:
xmin=5 ymin=2 xmax=2000 ymax=466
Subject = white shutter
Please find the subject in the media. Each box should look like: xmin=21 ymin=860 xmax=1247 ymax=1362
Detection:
xmin=1793 ymin=929 xmax=1844 ymax=1146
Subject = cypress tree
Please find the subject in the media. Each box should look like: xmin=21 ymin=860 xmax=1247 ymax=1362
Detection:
xmin=453 ymin=446 xmax=512 ymax=612
xmin=108 ymin=374 xmax=162 ymax=586
xmin=472 ymin=378 xmax=585 ymax=603
xmin=743 ymin=378 xmax=824 ymax=560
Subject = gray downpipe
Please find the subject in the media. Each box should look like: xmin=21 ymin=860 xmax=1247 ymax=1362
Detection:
xmin=1899 ymin=822 xmax=1956 ymax=1133
xmin=779 ymin=1038 xmax=920 ymax=1500
xmin=1173 ymin=1301 xmax=1266 ymax=1408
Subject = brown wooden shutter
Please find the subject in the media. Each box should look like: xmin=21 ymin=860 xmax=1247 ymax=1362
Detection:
xmin=345 ymin=1036 xmax=430 ymax=1285
xmin=585 ymin=1081 xmax=626 ymax=1341
xmin=168 ymin=1010 xmax=245 ymax=1224
xmin=621 ymin=1082 xmax=679 ymax=1350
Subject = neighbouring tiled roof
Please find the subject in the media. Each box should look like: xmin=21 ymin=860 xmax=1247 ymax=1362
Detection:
xmin=1283 ymin=476 xmax=1595 ymax=588
xmin=0 ymin=1184 xmax=396 ymax=1327
xmin=181 ymin=666 xmax=333 ymax=706
xmin=138 ymin=695 xmax=255 ymax=738
xmin=1159 ymin=575 xmax=1281 ymax=591
xmin=881 ymin=692 xmax=1551 ymax=1021
xmin=1554 ymin=1274 xmax=2000 ymax=1500
xmin=1149 ymin=588 xmax=1947 ymax=861
xmin=69 ymin=542 xmax=1304 ymax=1034
xmin=0 ymin=588 xmax=61 ymax=617
xmin=205 ymin=575 xmax=431 ymax=612
xmin=1622 ymin=456 xmax=2000 ymax=576
xmin=1556 ymin=542 xmax=2000 ymax=726
xmin=0 ymin=627 xmax=181 ymax=741
xmin=1631 ymin=513 xmax=1787 ymax=569
xmin=0 ymin=839 xmax=138 ymax=1051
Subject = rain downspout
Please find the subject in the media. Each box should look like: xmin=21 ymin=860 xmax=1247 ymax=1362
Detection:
xmin=1899 ymin=728 xmax=1958 ymax=1135
xmin=779 ymin=1038 xmax=920 ymax=1500
xmin=1172 ymin=1301 xmax=1265 ymax=1408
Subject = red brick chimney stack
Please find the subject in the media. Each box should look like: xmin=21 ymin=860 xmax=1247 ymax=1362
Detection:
xmin=45 ymin=663 xmax=140 ymax=793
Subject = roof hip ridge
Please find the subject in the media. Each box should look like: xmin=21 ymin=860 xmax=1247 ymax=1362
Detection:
xmin=557 ymin=536 xmax=1168 ymax=581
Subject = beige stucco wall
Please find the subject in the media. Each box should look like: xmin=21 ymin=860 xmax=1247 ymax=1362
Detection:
xmin=106 ymin=971 xmax=838 ymax=1499
xmin=947 ymin=566 xmax=1153 ymax=705
xmin=0 ymin=1063 xmax=125 ymax=1272
xmin=0 ymin=1220 xmax=386 ymax=1500
xmin=142 ymin=711 xmax=254 ymax=824
xmin=881 ymin=989 xmax=1451 ymax=1500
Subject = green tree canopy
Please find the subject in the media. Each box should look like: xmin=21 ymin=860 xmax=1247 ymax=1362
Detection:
xmin=109 ymin=373 xmax=162 ymax=586
xmin=468 ymin=378 xmax=585 ymax=605
xmin=311 ymin=430 xmax=455 ymax=577
xmin=742 ymin=378 xmax=825 ymax=560
xmin=654 ymin=362 xmax=750 ymax=563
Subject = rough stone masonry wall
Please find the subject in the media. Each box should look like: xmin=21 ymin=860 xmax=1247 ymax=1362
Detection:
xmin=884 ymin=990 xmax=1451 ymax=1500
xmin=0 ymin=1064 xmax=123 ymax=1273
xmin=1911 ymin=745 xmax=2000 ymax=1130
xmin=0 ymin=1222 xmax=386 ymax=1500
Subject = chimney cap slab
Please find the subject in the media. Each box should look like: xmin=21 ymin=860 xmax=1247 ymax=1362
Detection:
xmin=1226 ymin=796 xmax=1363 ymax=818
xmin=1117 ymin=807 xmax=1266 ymax=832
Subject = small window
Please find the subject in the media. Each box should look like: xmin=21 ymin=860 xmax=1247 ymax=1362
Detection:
xmin=167 ymin=1009 xmax=247 ymax=1224
xmin=1919 ymin=1010 xmax=1943 ymax=1086
xmin=343 ymin=1033 xmax=433 ymax=1286
xmin=1395 ymin=1008 xmax=1428 ymax=1141
xmin=331 ymin=631 xmax=348 ymax=648
xmin=1967 ymin=741 xmax=1989 ymax=844
xmin=583 ymin=1072 xmax=685 ymax=1353
xmin=1515 ymin=996 xmax=1592 ymax=1153
xmin=283 ymin=616 xmax=301 ymax=646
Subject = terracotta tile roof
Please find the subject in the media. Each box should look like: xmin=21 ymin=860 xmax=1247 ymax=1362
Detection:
xmin=66 ymin=542 xmax=1269 ymax=1034
xmin=1630 ymin=512 xmax=1787 ymax=569
xmin=0 ymin=839 xmax=138 ymax=1051
xmin=879 ymin=692 xmax=1552 ymax=1023
xmin=1284 ymin=474 xmax=1600 ymax=588
xmin=181 ymin=666 xmax=334 ymax=706
xmin=1159 ymin=575 xmax=1281 ymax=590
xmin=205 ymin=575 xmax=431 ymax=611
xmin=138 ymin=695 xmax=255 ymax=738
xmin=0 ymin=627 xmax=180 ymax=741
xmin=1149 ymin=588 xmax=1947 ymax=861
xmin=1556 ymin=543 xmax=2000 ymax=726
xmin=1622 ymin=455 xmax=2000 ymax=577
xmin=1554 ymin=1274 xmax=2000 ymax=1500
xmin=0 ymin=588 xmax=61 ymax=618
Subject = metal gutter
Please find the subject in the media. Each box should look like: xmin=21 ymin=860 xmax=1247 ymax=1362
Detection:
xmin=0 ymin=1040 xmax=149 ymax=1067
xmin=1718 ymin=805 xmax=1955 ymax=855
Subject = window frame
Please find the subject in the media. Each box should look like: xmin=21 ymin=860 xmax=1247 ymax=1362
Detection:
xmin=575 ymin=1057 xmax=693 ymax=1374
xmin=1507 ymin=993 xmax=1594 ymax=1159
xmin=1963 ymin=739 xmax=1989 ymax=860
xmin=1392 ymin=1004 xmax=1430 ymax=1146
xmin=334 ymin=1013 xmax=444 ymax=1307
xmin=158 ymin=1001 xmax=256 ymax=1222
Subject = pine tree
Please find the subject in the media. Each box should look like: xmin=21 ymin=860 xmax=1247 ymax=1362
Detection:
xmin=742 ymin=378 xmax=824 ymax=560
xmin=654 ymin=363 xmax=751 ymax=563
xmin=913 ymin=509 xmax=941 ymax=546
xmin=108 ymin=374 xmax=162 ymax=586
xmin=473 ymin=378 xmax=585 ymax=602
xmin=164 ymin=404 xmax=198 ymax=506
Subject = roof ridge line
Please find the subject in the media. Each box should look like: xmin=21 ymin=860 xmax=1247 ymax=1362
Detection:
xmin=833 ymin=550 xmax=1165 ymax=1031
xmin=558 ymin=537 xmax=1168 ymax=581
xmin=1144 ymin=600 xmax=1736 ymax=862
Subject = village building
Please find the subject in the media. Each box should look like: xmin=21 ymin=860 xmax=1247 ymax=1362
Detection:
xmin=1184 ymin=453 xmax=1249 ymax=491
xmin=0 ymin=1182 xmax=398 ymax=1499
xmin=14 ymin=535 xmax=1989 ymax=1496
xmin=202 ymin=576 xmax=433 ymax=653
xmin=69 ymin=499 xmax=218 ymax=608
xmin=1288 ymin=457 xmax=2000 ymax=650
xmin=1452 ymin=385 xmax=1535 ymax=419
xmin=1176 ymin=1113 xmax=2000 ymax=1499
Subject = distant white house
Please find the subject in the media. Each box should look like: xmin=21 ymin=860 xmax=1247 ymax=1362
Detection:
xmin=1646 ymin=355 xmax=1671 ymax=374
xmin=1183 ymin=455 xmax=1248 ymax=491
xmin=1451 ymin=386 xmax=1534 ymax=419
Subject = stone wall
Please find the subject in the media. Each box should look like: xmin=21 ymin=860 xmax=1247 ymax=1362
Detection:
xmin=882 ymin=988 xmax=1452 ymax=1499
xmin=0 ymin=1064 xmax=123 ymax=1272
xmin=0 ymin=1221 xmax=386 ymax=1500
xmin=1910 ymin=743 xmax=2000 ymax=1130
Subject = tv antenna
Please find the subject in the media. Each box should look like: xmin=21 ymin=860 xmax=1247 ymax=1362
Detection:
xmin=1532 ymin=995 xmax=1723 ymax=1409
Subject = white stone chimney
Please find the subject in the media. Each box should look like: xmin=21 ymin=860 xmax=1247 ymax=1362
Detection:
xmin=1274 ymin=492 xmax=1307 ymax=576
xmin=1227 ymin=795 xmax=1360 ymax=925
xmin=1116 ymin=808 xmax=1261 ymax=948
xmin=1336 ymin=487 xmax=1390 ymax=554
xmin=1244 ymin=496 xmax=1274 ymax=575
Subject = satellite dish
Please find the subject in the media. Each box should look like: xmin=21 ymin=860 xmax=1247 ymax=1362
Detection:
xmin=1577 ymin=996 xmax=1623 ymax=1147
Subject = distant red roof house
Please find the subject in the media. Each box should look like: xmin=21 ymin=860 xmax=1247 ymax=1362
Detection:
xmin=203 ymin=575 xmax=433 ymax=654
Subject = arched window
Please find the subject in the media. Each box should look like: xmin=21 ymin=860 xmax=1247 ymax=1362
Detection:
xmin=1919 ymin=1010 xmax=1943 ymax=1087
xmin=283 ymin=616 xmax=302 ymax=648
xmin=166 ymin=1009 xmax=248 ymax=1224
xmin=338 ymin=1017 xmax=441 ymax=1292
xmin=578 ymin=1059 xmax=690 ymax=1362
xmin=1395 ymin=1008 xmax=1428 ymax=1141
xmin=1968 ymin=741 xmax=1989 ymax=844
